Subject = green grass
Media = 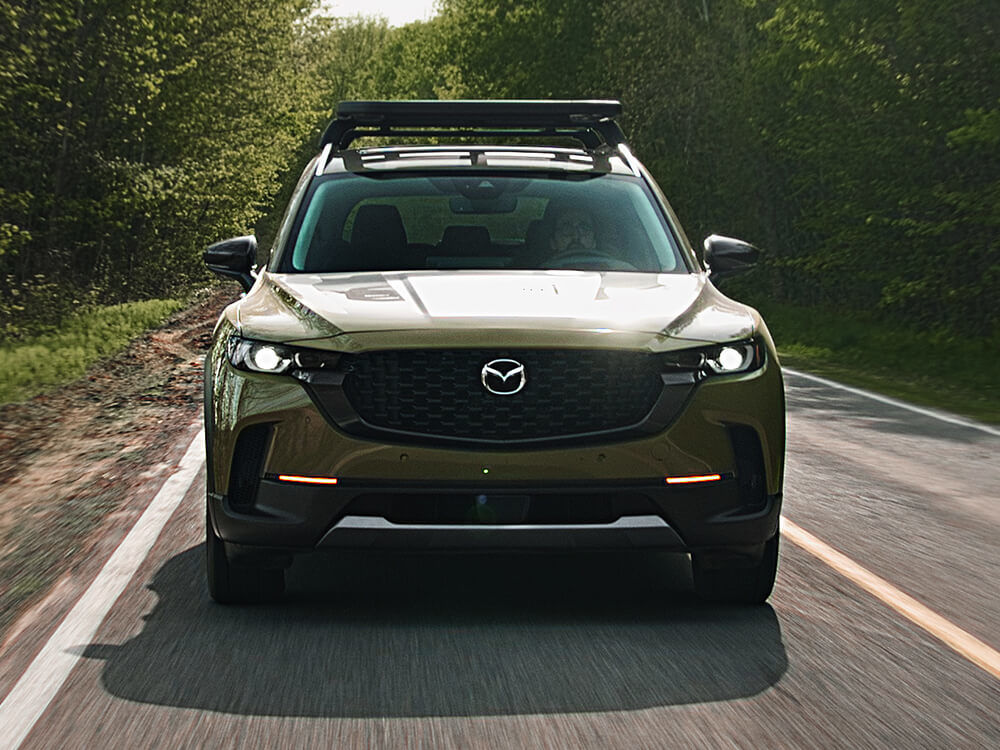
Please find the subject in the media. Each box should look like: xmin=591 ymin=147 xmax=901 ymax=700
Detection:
xmin=749 ymin=300 xmax=1000 ymax=424
xmin=0 ymin=298 xmax=183 ymax=405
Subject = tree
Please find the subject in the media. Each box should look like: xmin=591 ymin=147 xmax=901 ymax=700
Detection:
xmin=750 ymin=0 xmax=999 ymax=330
xmin=0 ymin=0 xmax=322 ymax=337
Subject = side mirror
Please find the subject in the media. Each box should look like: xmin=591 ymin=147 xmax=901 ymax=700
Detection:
xmin=204 ymin=235 xmax=257 ymax=292
xmin=703 ymin=234 xmax=760 ymax=283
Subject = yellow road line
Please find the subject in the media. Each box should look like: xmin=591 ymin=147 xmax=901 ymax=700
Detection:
xmin=781 ymin=516 xmax=1000 ymax=681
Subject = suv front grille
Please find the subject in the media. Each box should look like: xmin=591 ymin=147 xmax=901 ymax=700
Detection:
xmin=340 ymin=349 xmax=663 ymax=443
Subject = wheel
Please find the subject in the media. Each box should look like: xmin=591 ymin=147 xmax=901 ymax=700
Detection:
xmin=206 ymin=508 xmax=284 ymax=604
xmin=692 ymin=533 xmax=779 ymax=604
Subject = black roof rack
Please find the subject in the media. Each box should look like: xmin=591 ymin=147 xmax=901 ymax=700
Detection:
xmin=340 ymin=147 xmax=613 ymax=174
xmin=320 ymin=100 xmax=627 ymax=151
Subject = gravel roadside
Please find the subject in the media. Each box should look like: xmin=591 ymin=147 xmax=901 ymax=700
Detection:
xmin=0 ymin=285 xmax=235 ymax=641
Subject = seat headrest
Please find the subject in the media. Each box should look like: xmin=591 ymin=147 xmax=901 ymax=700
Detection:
xmin=351 ymin=204 xmax=407 ymax=249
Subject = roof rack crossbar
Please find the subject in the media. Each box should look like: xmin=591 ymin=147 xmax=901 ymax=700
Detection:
xmin=332 ymin=127 xmax=606 ymax=150
xmin=320 ymin=100 xmax=627 ymax=151
xmin=339 ymin=148 xmax=613 ymax=174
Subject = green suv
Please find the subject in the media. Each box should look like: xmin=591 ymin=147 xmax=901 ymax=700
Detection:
xmin=203 ymin=100 xmax=785 ymax=604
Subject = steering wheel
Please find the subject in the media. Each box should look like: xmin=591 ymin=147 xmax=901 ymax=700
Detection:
xmin=545 ymin=250 xmax=639 ymax=271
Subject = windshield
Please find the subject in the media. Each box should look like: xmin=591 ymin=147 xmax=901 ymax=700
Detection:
xmin=281 ymin=173 xmax=690 ymax=274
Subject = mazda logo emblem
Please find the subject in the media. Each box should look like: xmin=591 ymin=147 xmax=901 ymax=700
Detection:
xmin=481 ymin=358 xmax=526 ymax=396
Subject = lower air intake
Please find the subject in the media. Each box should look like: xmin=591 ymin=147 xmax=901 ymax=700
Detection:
xmin=228 ymin=423 xmax=272 ymax=511
xmin=728 ymin=425 xmax=768 ymax=513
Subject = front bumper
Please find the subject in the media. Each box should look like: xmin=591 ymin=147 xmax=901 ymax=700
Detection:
xmin=209 ymin=475 xmax=781 ymax=556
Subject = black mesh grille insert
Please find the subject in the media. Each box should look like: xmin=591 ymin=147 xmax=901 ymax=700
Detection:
xmin=340 ymin=349 xmax=663 ymax=442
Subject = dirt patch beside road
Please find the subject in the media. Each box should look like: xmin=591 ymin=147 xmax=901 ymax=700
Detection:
xmin=0 ymin=285 xmax=236 ymax=641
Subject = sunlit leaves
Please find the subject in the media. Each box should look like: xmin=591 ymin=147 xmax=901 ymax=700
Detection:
xmin=0 ymin=0 xmax=321 ymax=339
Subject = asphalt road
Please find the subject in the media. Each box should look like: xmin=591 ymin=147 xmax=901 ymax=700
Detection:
xmin=2 ymin=371 xmax=998 ymax=748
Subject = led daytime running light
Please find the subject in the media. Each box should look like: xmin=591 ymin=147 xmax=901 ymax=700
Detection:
xmin=277 ymin=474 xmax=339 ymax=485
xmin=665 ymin=474 xmax=722 ymax=485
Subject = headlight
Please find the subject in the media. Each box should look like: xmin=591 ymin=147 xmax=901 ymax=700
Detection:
xmin=661 ymin=340 xmax=763 ymax=378
xmin=227 ymin=336 xmax=339 ymax=375
xmin=706 ymin=343 xmax=758 ymax=374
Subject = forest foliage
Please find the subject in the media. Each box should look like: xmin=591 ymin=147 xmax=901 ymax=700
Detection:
xmin=1 ymin=0 xmax=997 ymax=341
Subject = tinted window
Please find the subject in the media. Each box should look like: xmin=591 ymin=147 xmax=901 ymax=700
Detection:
xmin=283 ymin=173 xmax=688 ymax=273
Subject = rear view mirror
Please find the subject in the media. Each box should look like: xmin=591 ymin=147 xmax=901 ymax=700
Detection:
xmin=449 ymin=195 xmax=518 ymax=214
xmin=703 ymin=234 xmax=760 ymax=283
xmin=204 ymin=235 xmax=257 ymax=292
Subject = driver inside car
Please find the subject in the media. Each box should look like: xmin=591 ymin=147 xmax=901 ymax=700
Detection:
xmin=550 ymin=207 xmax=597 ymax=253
xmin=541 ymin=204 xmax=635 ymax=270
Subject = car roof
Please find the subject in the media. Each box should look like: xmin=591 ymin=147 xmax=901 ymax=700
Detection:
xmin=321 ymin=145 xmax=636 ymax=177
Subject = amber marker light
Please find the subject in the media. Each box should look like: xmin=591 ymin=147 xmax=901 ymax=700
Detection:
xmin=665 ymin=474 xmax=722 ymax=485
xmin=277 ymin=474 xmax=339 ymax=485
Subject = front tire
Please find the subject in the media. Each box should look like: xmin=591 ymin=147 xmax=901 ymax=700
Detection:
xmin=692 ymin=533 xmax=779 ymax=604
xmin=206 ymin=508 xmax=284 ymax=604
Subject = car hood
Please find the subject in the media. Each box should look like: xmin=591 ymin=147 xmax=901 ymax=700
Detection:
xmin=231 ymin=270 xmax=756 ymax=352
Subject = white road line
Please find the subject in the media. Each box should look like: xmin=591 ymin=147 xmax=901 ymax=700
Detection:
xmin=0 ymin=429 xmax=205 ymax=750
xmin=783 ymin=367 xmax=1000 ymax=437
xmin=782 ymin=517 xmax=1000 ymax=681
